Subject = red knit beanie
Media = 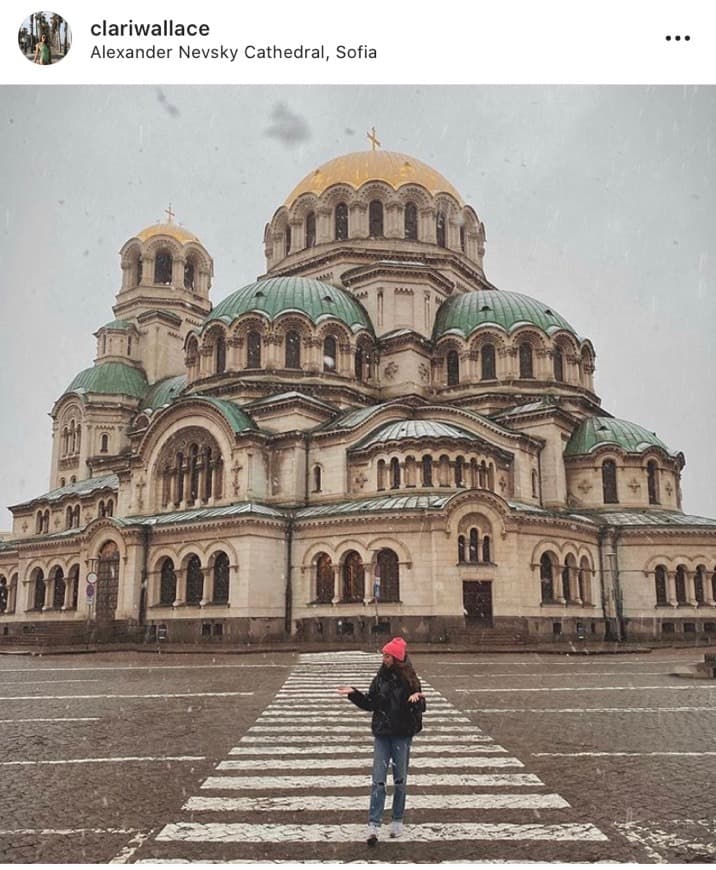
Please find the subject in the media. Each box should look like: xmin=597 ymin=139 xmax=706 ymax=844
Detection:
xmin=382 ymin=636 xmax=407 ymax=661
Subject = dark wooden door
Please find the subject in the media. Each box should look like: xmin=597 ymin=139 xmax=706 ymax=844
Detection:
xmin=463 ymin=581 xmax=493 ymax=625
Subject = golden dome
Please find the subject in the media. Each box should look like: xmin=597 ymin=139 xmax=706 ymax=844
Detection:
xmin=136 ymin=222 xmax=199 ymax=244
xmin=284 ymin=150 xmax=463 ymax=206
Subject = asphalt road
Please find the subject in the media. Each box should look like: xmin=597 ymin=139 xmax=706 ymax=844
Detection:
xmin=0 ymin=646 xmax=714 ymax=864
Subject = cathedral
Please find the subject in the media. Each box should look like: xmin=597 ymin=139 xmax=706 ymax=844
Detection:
xmin=1 ymin=144 xmax=715 ymax=647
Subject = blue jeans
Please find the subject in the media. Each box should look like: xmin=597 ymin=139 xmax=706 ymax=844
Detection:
xmin=368 ymin=735 xmax=412 ymax=826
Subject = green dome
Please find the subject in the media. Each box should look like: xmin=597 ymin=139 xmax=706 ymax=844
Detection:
xmin=433 ymin=289 xmax=577 ymax=341
xmin=64 ymin=362 xmax=148 ymax=399
xmin=142 ymin=375 xmax=187 ymax=411
xmin=355 ymin=419 xmax=481 ymax=450
xmin=565 ymin=416 xmax=677 ymax=458
xmin=204 ymin=276 xmax=374 ymax=335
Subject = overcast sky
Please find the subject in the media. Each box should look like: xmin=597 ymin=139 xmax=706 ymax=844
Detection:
xmin=0 ymin=86 xmax=714 ymax=529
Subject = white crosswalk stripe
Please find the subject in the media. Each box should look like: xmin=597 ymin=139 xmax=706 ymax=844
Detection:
xmin=134 ymin=651 xmax=610 ymax=862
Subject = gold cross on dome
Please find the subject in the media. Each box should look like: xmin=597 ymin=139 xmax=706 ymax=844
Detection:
xmin=367 ymin=126 xmax=381 ymax=151
xmin=165 ymin=203 xmax=175 ymax=223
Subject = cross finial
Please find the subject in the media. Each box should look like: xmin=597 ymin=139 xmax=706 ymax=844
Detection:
xmin=367 ymin=126 xmax=381 ymax=151
xmin=164 ymin=203 xmax=175 ymax=224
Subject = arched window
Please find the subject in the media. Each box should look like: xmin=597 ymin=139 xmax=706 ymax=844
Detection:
xmin=354 ymin=346 xmax=364 ymax=382
xmin=159 ymin=558 xmax=176 ymax=606
xmin=712 ymin=567 xmax=716 ymax=603
xmin=479 ymin=460 xmax=488 ymax=489
xmin=481 ymin=343 xmax=496 ymax=380
xmin=323 ymin=336 xmax=337 ymax=371
xmin=377 ymin=549 xmax=400 ymax=602
xmin=421 ymin=455 xmax=433 ymax=486
xmin=561 ymin=563 xmax=571 ymax=600
xmin=215 ymin=335 xmax=226 ymax=374
xmin=436 ymin=212 xmax=446 ymax=248
xmin=369 ymin=200 xmax=384 ymax=237
xmin=127 ymin=335 xmax=132 ymax=356
xmin=316 ymin=553 xmax=334 ymax=603
xmin=135 ymin=256 xmax=143 ymax=285
xmin=76 ymin=425 xmax=81 ymax=453
xmin=438 ymin=454 xmax=451 ymax=487
xmin=335 ymin=203 xmax=348 ymax=240
xmin=305 ymin=212 xmax=316 ymax=248
xmin=313 ymin=465 xmax=322 ymax=492
xmin=176 ymin=452 xmax=185 ymax=503
xmin=519 ymin=343 xmax=534 ymax=378
xmin=602 ymin=460 xmax=618 ymax=504
xmin=654 ymin=565 xmax=668 ymax=605
xmin=446 ymin=350 xmax=460 ymax=386
xmin=695 ymin=566 xmax=706 ymax=604
xmin=52 ymin=567 xmax=65 ymax=609
xmin=404 ymin=202 xmax=418 ymax=240
xmin=455 ymin=456 xmax=465 ymax=487
xmin=460 ymin=225 xmax=466 ymax=253
xmin=203 ymin=448 xmax=213 ymax=502
xmin=377 ymin=459 xmax=386 ymax=491
xmin=154 ymin=250 xmax=172 ymax=284
xmin=531 ymin=470 xmax=539 ymax=498
xmin=285 ymin=226 xmax=292 ymax=256
xmin=213 ymin=552 xmax=230 ymax=604
xmin=62 ymin=427 xmax=69 ymax=456
xmin=72 ymin=505 xmax=80 ymax=528
xmin=647 ymin=460 xmax=660 ymax=505
xmin=540 ymin=553 xmax=554 ymax=602
xmin=482 ymin=535 xmax=491 ymax=563
xmin=189 ymin=444 xmax=200 ymax=503
xmin=404 ymin=455 xmax=417 ymax=487
xmin=0 ymin=577 xmax=7 ymax=614
xmin=184 ymin=258 xmax=195 ymax=290
xmin=675 ymin=565 xmax=687 ymax=604
xmin=390 ymin=457 xmax=401 ymax=489
xmin=457 ymin=535 xmax=466 ymax=563
xmin=285 ymin=331 xmax=301 ymax=369
xmin=33 ymin=570 xmax=46 ymax=610
xmin=106 ymin=499 xmax=113 ymax=517
xmin=98 ymin=501 xmax=106 ymax=519
xmin=69 ymin=565 xmax=79 ymax=609
xmin=553 ymin=347 xmax=564 ymax=382
xmin=186 ymin=555 xmax=203 ymax=605
xmin=247 ymin=331 xmax=262 ymax=369
xmin=342 ymin=551 xmax=364 ymax=602
xmin=66 ymin=506 xmax=73 ymax=528
xmin=469 ymin=528 xmax=479 ymax=563
xmin=100 ymin=434 xmax=109 ymax=453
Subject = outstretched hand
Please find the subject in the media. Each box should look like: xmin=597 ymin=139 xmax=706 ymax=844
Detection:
xmin=408 ymin=692 xmax=424 ymax=703
xmin=337 ymin=686 xmax=354 ymax=696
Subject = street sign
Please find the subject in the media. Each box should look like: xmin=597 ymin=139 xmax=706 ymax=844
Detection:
xmin=86 ymin=583 xmax=95 ymax=599
xmin=87 ymin=572 xmax=98 ymax=585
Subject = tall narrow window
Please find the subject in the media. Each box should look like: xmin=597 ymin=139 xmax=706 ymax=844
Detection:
xmin=127 ymin=336 xmax=132 ymax=356
xmin=215 ymin=335 xmax=226 ymax=374
xmin=184 ymin=259 xmax=195 ymax=290
xmin=647 ymin=460 xmax=659 ymax=505
xmin=436 ymin=212 xmax=446 ymax=248
xmin=390 ymin=457 xmax=401 ymax=489
xmin=154 ymin=250 xmax=172 ymax=284
xmin=369 ymin=200 xmax=384 ymax=237
xmin=532 ymin=470 xmax=539 ymax=498
xmin=316 ymin=553 xmax=334 ymax=603
xmin=203 ymin=447 xmax=213 ymax=501
xmin=313 ymin=465 xmax=322 ymax=492
xmin=404 ymin=202 xmax=418 ymax=240
xmin=176 ymin=451 xmax=184 ymax=503
xmin=335 ymin=203 xmax=348 ymax=240
xmin=354 ymin=346 xmax=364 ymax=382
xmin=457 ymin=535 xmax=466 ymax=563
xmin=189 ymin=444 xmax=200 ymax=503
xmin=602 ymin=460 xmax=618 ymax=504
xmin=695 ymin=567 xmax=706 ymax=604
xmin=100 ymin=433 xmax=109 ymax=454
xmin=481 ymin=343 xmax=496 ymax=379
xmin=247 ymin=331 xmax=262 ymax=369
xmin=654 ymin=565 xmax=668 ymax=605
xmin=519 ymin=343 xmax=534 ymax=378
xmin=675 ymin=565 xmax=687 ymax=604
xmin=159 ymin=559 xmax=176 ymax=606
xmin=421 ymin=455 xmax=433 ymax=486
xmin=213 ymin=552 xmax=230 ymax=604
xmin=323 ymin=336 xmax=337 ymax=371
xmin=377 ymin=459 xmax=386 ymax=491
xmin=342 ymin=551 xmax=364 ymax=602
xmin=455 ymin=456 xmax=465 ymax=487
xmin=540 ymin=553 xmax=554 ymax=602
xmin=482 ymin=536 xmax=491 ymax=563
xmin=52 ymin=567 xmax=65 ymax=609
xmin=186 ymin=555 xmax=203 ymax=605
xmin=377 ymin=548 xmax=400 ymax=602
xmin=469 ymin=528 xmax=479 ymax=563
xmin=285 ymin=331 xmax=301 ymax=369
xmin=285 ymin=226 xmax=292 ymax=256
xmin=553 ymin=347 xmax=564 ymax=381
xmin=446 ymin=350 xmax=460 ymax=386
xmin=459 ymin=225 xmax=466 ymax=252
xmin=305 ymin=212 xmax=316 ymax=248
xmin=33 ymin=570 xmax=46 ymax=610
xmin=136 ymin=257 xmax=143 ymax=285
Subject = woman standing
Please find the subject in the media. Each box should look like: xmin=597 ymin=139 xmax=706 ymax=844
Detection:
xmin=33 ymin=34 xmax=51 ymax=64
xmin=337 ymin=636 xmax=426 ymax=845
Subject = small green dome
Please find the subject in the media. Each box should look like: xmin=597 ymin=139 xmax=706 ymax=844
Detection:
xmin=64 ymin=362 xmax=148 ymax=399
xmin=355 ymin=419 xmax=481 ymax=450
xmin=565 ymin=416 xmax=677 ymax=458
xmin=433 ymin=288 xmax=577 ymax=341
xmin=204 ymin=276 xmax=374 ymax=335
xmin=141 ymin=375 xmax=187 ymax=411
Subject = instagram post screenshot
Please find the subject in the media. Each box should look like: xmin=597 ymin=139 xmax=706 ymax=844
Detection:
xmin=0 ymin=1 xmax=714 ymax=865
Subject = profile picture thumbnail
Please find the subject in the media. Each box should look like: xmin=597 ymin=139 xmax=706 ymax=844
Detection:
xmin=18 ymin=11 xmax=71 ymax=65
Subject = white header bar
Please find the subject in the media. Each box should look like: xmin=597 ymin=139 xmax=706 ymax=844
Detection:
xmin=1 ymin=0 xmax=714 ymax=85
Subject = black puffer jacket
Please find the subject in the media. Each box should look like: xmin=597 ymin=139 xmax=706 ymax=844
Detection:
xmin=348 ymin=665 xmax=426 ymax=737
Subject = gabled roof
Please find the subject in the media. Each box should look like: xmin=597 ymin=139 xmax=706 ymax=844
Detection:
xmin=11 ymin=474 xmax=119 ymax=511
xmin=295 ymin=493 xmax=454 ymax=519
xmin=352 ymin=419 xmax=484 ymax=451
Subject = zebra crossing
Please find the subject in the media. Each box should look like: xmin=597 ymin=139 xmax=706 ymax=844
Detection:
xmin=134 ymin=651 xmax=610 ymax=863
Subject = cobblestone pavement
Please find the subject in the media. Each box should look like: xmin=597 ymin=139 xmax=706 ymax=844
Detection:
xmin=0 ymin=646 xmax=714 ymax=863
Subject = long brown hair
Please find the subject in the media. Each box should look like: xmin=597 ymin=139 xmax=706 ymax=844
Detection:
xmin=393 ymin=655 xmax=420 ymax=693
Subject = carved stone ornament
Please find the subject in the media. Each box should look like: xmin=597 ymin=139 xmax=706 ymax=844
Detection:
xmin=383 ymin=361 xmax=399 ymax=380
xmin=577 ymin=479 xmax=593 ymax=494
xmin=353 ymin=471 xmax=368 ymax=490
xmin=628 ymin=478 xmax=641 ymax=493
xmin=418 ymin=363 xmax=431 ymax=383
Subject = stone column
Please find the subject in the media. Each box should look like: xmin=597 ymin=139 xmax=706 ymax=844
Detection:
xmin=201 ymin=562 xmax=214 ymax=606
xmin=363 ymin=563 xmax=375 ymax=605
xmin=174 ymin=569 xmax=186 ymax=606
xmin=568 ymin=566 xmax=580 ymax=603
xmin=667 ymin=571 xmax=678 ymax=607
xmin=686 ymin=570 xmax=698 ymax=606
xmin=43 ymin=576 xmax=52 ymax=610
xmin=316 ymin=207 xmax=332 ymax=245
xmin=331 ymin=565 xmax=341 ymax=605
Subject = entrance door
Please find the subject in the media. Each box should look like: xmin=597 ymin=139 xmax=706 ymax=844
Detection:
xmin=463 ymin=581 xmax=493 ymax=625
xmin=95 ymin=540 xmax=120 ymax=628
